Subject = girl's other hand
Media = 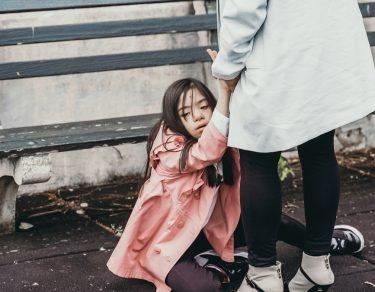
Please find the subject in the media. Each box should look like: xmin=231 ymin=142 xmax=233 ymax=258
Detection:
xmin=207 ymin=49 xmax=240 ymax=94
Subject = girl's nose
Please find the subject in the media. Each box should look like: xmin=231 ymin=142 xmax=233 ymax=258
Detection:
xmin=192 ymin=110 xmax=204 ymax=122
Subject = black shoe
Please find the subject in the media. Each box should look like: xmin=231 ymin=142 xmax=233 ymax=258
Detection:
xmin=195 ymin=250 xmax=248 ymax=290
xmin=331 ymin=225 xmax=365 ymax=255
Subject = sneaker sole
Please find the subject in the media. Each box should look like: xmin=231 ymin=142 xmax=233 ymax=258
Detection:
xmin=334 ymin=224 xmax=365 ymax=253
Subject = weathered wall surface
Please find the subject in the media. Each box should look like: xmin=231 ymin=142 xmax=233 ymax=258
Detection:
xmin=0 ymin=1 xmax=373 ymax=195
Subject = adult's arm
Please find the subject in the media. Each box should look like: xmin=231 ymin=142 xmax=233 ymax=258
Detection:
xmin=212 ymin=0 xmax=268 ymax=80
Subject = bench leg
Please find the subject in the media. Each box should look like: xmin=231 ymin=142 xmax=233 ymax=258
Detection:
xmin=0 ymin=176 xmax=18 ymax=234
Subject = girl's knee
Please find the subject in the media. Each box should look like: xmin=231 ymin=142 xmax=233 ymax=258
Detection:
xmin=166 ymin=261 xmax=221 ymax=292
xmin=167 ymin=277 xmax=221 ymax=292
xmin=194 ymin=277 xmax=221 ymax=292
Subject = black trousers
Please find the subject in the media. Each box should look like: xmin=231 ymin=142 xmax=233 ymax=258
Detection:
xmin=166 ymin=214 xmax=306 ymax=292
xmin=239 ymin=130 xmax=340 ymax=267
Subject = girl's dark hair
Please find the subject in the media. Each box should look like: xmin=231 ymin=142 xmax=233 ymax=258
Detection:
xmin=143 ymin=78 xmax=234 ymax=187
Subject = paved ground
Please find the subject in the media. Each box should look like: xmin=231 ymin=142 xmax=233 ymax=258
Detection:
xmin=0 ymin=150 xmax=374 ymax=291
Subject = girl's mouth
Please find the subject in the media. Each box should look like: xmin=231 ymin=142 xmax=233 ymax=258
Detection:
xmin=196 ymin=124 xmax=207 ymax=131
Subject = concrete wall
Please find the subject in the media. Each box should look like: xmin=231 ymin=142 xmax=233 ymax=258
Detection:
xmin=0 ymin=1 xmax=373 ymax=195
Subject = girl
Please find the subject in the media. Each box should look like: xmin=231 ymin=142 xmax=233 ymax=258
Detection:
xmin=107 ymin=50 xmax=364 ymax=292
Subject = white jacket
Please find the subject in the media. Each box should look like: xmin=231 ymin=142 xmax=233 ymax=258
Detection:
xmin=212 ymin=0 xmax=375 ymax=152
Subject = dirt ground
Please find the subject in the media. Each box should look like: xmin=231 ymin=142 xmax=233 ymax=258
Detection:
xmin=0 ymin=149 xmax=373 ymax=291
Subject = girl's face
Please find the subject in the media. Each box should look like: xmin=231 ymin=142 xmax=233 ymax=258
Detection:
xmin=178 ymin=87 xmax=213 ymax=139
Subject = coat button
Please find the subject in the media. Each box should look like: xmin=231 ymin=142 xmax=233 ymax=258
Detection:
xmin=154 ymin=247 xmax=161 ymax=254
xmin=185 ymin=190 xmax=192 ymax=198
xmin=177 ymin=221 xmax=184 ymax=228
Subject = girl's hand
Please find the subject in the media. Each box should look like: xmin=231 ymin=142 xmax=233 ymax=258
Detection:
xmin=207 ymin=49 xmax=240 ymax=94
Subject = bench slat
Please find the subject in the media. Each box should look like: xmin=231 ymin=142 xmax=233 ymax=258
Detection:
xmin=368 ymin=31 xmax=375 ymax=47
xmin=0 ymin=0 xmax=194 ymax=14
xmin=2 ymin=6 xmax=374 ymax=47
xmin=359 ymin=2 xmax=375 ymax=18
xmin=0 ymin=46 xmax=217 ymax=80
xmin=0 ymin=1 xmax=373 ymax=16
xmin=0 ymin=114 xmax=160 ymax=158
xmin=1 ymin=28 xmax=374 ymax=80
xmin=0 ymin=15 xmax=216 ymax=46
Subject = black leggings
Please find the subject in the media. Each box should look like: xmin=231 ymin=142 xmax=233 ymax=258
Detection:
xmin=240 ymin=130 xmax=340 ymax=267
xmin=166 ymin=214 xmax=306 ymax=292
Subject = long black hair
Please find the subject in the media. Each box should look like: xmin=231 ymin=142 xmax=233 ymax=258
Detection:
xmin=143 ymin=78 xmax=234 ymax=187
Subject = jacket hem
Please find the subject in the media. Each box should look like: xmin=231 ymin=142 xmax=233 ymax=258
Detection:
xmin=229 ymin=105 xmax=375 ymax=152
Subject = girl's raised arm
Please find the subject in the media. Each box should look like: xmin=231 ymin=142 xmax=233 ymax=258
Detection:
xmin=157 ymin=115 xmax=229 ymax=173
xmin=155 ymin=50 xmax=238 ymax=174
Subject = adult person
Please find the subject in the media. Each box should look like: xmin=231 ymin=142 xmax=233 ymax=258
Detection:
xmin=211 ymin=0 xmax=375 ymax=291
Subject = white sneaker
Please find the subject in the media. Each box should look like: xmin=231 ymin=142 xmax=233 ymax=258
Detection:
xmin=237 ymin=261 xmax=284 ymax=292
xmin=287 ymin=253 xmax=334 ymax=292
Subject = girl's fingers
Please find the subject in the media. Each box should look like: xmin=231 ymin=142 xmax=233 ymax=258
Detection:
xmin=206 ymin=49 xmax=214 ymax=61
xmin=206 ymin=49 xmax=218 ymax=61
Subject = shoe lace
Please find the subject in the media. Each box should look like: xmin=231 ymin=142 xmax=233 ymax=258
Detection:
xmin=331 ymin=237 xmax=346 ymax=251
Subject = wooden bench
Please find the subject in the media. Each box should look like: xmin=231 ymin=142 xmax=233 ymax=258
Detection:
xmin=0 ymin=0 xmax=374 ymax=234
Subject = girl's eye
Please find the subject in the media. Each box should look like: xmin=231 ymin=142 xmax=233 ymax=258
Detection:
xmin=182 ymin=112 xmax=191 ymax=118
xmin=201 ymin=105 xmax=209 ymax=110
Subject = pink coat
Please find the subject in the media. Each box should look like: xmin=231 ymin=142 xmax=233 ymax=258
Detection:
xmin=107 ymin=120 xmax=241 ymax=292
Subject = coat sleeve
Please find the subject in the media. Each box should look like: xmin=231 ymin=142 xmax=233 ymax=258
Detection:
xmin=157 ymin=114 xmax=228 ymax=174
xmin=212 ymin=0 xmax=268 ymax=80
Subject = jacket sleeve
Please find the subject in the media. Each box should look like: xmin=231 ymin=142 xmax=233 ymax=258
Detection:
xmin=212 ymin=0 xmax=268 ymax=80
xmin=157 ymin=110 xmax=229 ymax=174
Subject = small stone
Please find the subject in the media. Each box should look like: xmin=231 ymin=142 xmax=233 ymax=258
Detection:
xmin=19 ymin=222 xmax=34 ymax=230
xmin=32 ymin=283 xmax=39 ymax=286
xmin=80 ymin=202 xmax=88 ymax=208
xmin=76 ymin=209 xmax=85 ymax=215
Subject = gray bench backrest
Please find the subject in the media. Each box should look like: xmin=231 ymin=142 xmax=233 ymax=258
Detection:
xmin=0 ymin=0 xmax=374 ymax=158
xmin=0 ymin=0 xmax=218 ymax=80
xmin=0 ymin=0 xmax=374 ymax=80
